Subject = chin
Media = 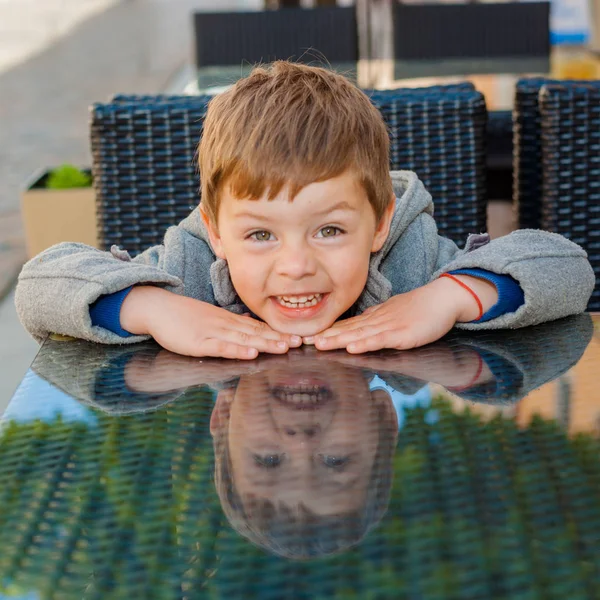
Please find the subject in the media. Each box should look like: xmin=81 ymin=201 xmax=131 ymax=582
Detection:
xmin=263 ymin=315 xmax=336 ymax=337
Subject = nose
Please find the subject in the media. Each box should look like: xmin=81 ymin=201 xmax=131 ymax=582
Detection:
xmin=275 ymin=241 xmax=317 ymax=280
xmin=284 ymin=424 xmax=321 ymax=438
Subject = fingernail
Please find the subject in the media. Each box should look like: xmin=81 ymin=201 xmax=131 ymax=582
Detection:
xmin=290 ymin=335 xmax=302 ymax=345
xmin=303 ymin=336 xmax=314 ymax=344
xmin=317 ymin=337 xmax=327 ymax=347
xmin=277 ymin=341 xmax=287 ymax=349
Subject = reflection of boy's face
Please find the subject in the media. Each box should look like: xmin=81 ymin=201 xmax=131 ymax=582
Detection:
xmin=211 ymin=360 xmax=393 ymax=516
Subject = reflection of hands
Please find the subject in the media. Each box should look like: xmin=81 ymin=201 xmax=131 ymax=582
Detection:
xmin=124 ymin=346 xmax=321 ymax=392
xmin=316 ymin=343 xmax=493 ymax=390
xmin=124 ymin=350 xmax=264 ymax=393
xmin=124 ymin=340 xmax=495 ymax=395
xmin=309 ymin=276 xmax=497 ymax=353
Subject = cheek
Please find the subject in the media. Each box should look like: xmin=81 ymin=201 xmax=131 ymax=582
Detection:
xmin=328 ymin=246 xmax=371 ymax=289
xmin=222 ymin=245 xmax=269 ymax=296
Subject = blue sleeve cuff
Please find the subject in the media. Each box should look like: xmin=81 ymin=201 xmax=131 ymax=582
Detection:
xmin=447 ymin=268 xmax=525 ymax=323
xmin=89 ymin=286 xmax=135 ymax=337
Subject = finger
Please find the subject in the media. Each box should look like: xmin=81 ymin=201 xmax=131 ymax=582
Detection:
xmin=347 ymin=331 xmax=422 ymax=354
xmin=195 ymin=339 xmax=260 ymax=360
xmin=315 ymin=322 xmax=389 ymax=350
xmin=318 ymin=312 xmax=384 ymax=338
xmin=216 ymin=328 xmax=293 ymax=354
xmin=233 ymin=316 xmax=302 ymax=347
xmin=346 ymin=333 xmax=389 ymax=354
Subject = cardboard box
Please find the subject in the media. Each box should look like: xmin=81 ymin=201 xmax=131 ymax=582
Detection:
xmin=21 ymin=169 xmax=98 ymax=258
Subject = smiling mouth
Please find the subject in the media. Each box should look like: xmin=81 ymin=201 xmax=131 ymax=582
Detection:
xmin=274 ymin=293 xmax=325 ymax=309
xmin=270 ymin=385 xmax=333 ymax=409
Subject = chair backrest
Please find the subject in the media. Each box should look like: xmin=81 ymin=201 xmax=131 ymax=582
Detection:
xmin=90 ymin=96 xmax=211 ymax=255
xmin=393 ymin=2 xmax=550 ymax=61
xmin=514 ymin=78 xmax=600 ymax=230
xmin=369 ymin=85 xmax=488 ymax=245
xmin=193 ymin=7 xmax=358 ymax=68
xmin=90 ymin=84 xmax=487 ymax=256
xmin=539 ymin=83 xmax=600 ymax=310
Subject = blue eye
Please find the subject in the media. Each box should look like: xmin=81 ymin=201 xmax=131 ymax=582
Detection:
xmin=254 ymin=454 xmax=283 ymax=468
xmin=317 ymin=226 xmax=342 ymax=238
xmin=250 ymin=230 xmax=273 ymax=242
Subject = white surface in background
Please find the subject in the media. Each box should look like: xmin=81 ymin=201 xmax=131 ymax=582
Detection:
xmin=0 ymin=0 xmax=120 ymax=73
xmin=0 ymin=0 xmax=265 ymax=75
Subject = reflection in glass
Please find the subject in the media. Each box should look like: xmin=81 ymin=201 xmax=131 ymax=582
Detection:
xmin=211 ymin=358 xmax=398 ymax=559
xmin=0 ymin=315 xmax=598 ymax=598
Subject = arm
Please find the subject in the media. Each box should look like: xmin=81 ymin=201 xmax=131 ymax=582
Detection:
xmin=383 ymin=211 xmax=593 ymax=329
xmin=17 ymin=241 xmax=300 ymax=358
xmin=15 ymin=241 xmax=183 ymax=344
xmin=312 ymin=215 xmax=592 ymax=352
xmin=431 ymin=225 xmax=594 ymax=330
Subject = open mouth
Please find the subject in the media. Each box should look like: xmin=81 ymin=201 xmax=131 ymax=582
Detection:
xmin=270 ymin=384 xmax=333 ymax=410
xmin=274 ymin=293 xmax=324 ymax=309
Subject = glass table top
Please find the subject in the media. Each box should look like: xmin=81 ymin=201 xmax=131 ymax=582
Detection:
xmin=2 ymin=314 xmax=600 ymax=598
xmin=183 ymin=48 xmax=600 ymax=112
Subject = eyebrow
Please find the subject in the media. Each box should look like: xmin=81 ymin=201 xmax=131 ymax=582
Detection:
xmin=232 ymin=200 xmax=358 ymax=221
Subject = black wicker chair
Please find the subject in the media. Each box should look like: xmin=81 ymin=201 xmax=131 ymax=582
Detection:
xmin=90 ymin=85 xmax=487 ymax=256
xmin=513 ymin=78 xmax=600 ymax=230
xmin=539 ymin=83 xmax=600 ymax=310
xmin=193 ymin=7 xmax=358 ymax=68
xmin=90 ymin=95 xmax=211 ymax=255
xmin=368 ymin=85 xmax=488 ymax=245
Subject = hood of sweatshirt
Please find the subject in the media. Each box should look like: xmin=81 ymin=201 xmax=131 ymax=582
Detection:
xmin=177 ymin=170 xmax=434 ymax=313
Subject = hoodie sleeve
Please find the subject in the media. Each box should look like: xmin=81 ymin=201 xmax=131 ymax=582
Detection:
xmin=15 ymin=239 xmax=184 ymax=344
xmin=420 ymin=212 xmax=594 ymax=330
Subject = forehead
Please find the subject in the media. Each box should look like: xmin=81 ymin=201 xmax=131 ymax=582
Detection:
xmin=220 ymin=171 xmax=368 ymax=217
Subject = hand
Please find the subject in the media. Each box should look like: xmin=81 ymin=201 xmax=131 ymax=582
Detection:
xmin=308 ymin=275 xmax=497 ymax=354
xmin=315 ymin=343 xmax=494 ymax=389
xmin=120 ymin=286 xmax=302 ymax=359
xmin=124 ymin=349 xmax=269 ymax=392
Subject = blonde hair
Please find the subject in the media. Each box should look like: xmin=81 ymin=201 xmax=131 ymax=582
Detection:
xmin=199 ymin=61 xmax=393 ymax=225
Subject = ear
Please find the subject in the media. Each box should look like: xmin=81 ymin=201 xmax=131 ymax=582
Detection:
xmin=371 ymin=194 xmax=396 ymax=253
xmin=200 ymin=204 xmax=226 ymax=260
xmin=210 ymin=388 xmax=235 ymax=436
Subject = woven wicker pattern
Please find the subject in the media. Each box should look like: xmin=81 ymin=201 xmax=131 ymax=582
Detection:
xmin=90 ymin=96 xmax=211 ymax=254
xmin=539 ymin=83 xmax=600 ymax=311
xmin=0 ymin=315 xmax=598 ymax=597
xmin=514 ymin=78 xmax=600 ymax=230
xmin=91 ymin=86 xmax=487 ymax=256
xmin=369 ymin=85 xmax=488 ymax=244
xmin=1 ymin=377 xmax=600 ymax=596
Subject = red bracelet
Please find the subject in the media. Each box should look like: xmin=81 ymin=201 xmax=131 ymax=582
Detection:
xmin=439 ymin=273 xmax=484 ymax=321
xmin=446 ymin=353 xmax=484 ymax=392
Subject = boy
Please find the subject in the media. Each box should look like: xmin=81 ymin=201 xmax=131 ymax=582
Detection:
xmin=15 ymin=62 xmax=595 ymax=359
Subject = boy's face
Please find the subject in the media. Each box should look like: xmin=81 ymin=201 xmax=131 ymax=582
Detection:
xmin=211 ymin=359 xmax=395 ymax=516
xmin=203 ymin=171 xmax=394 ymax=337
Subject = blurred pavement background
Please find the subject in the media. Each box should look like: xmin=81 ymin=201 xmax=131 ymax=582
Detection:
xmin=0 ymin=0 xmax=262 ymax=409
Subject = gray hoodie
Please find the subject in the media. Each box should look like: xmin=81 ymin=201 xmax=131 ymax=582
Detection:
xmin=15 ymin=171 xmax=595 ymax=344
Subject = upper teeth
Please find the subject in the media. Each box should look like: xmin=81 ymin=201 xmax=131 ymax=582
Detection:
xmin=277 ymin=293 xmax=322 ymax=307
